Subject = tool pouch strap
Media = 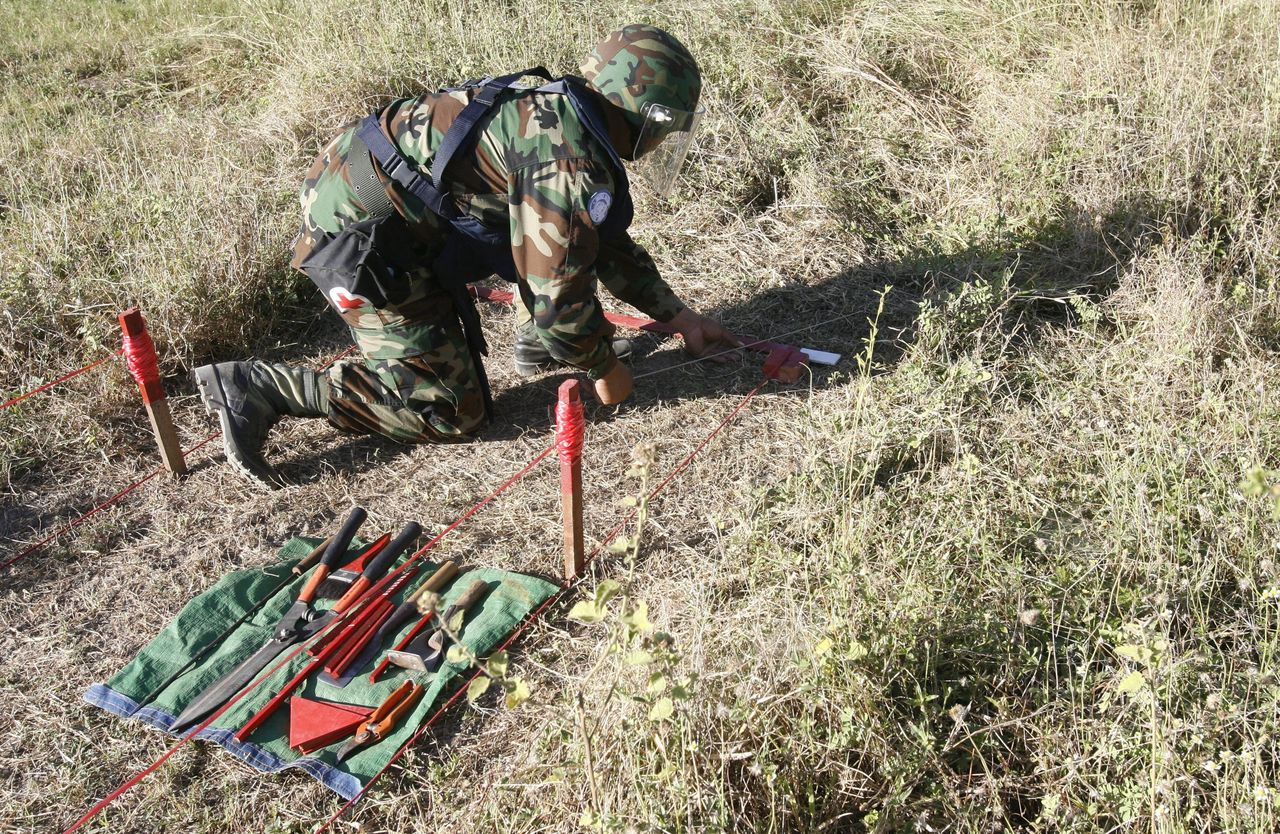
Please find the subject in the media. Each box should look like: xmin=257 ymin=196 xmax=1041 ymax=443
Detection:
xmin=442 ymin=272 xmax=494 ymax=419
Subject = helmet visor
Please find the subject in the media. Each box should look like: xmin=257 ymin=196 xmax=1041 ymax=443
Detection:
xmin=632 ymin=101 xmax=703 ymax=197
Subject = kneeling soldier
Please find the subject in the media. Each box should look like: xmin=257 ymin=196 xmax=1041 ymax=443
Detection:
xmin=194 ymin=24 xmax=739 ymax=488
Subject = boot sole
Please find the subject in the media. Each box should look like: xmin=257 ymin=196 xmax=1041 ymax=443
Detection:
xmin=513 ymin=360 xmax=551 ymax=378
xmin=192 ymin=366 xmax=283 ymax=490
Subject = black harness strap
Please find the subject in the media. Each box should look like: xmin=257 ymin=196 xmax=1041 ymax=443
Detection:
xmin=354 ymin=67 xmax=552 ymax=244
xmin=347 ymin=67 xmax=632 ymax=421
xmin=348 ymin=133 xmax=395 ymax=219
xmin=349 ymin=69 xmax=550 ymax=421
xmin=535 ymin=76 xmax=635 ymax=235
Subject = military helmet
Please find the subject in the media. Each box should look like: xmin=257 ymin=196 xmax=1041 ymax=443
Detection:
xmin=579 ymin=24 xmax=702 ymax=121
xmin=579 ymin=24 xmax=703 ymax=195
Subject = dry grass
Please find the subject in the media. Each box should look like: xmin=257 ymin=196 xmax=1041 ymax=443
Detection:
xmin=3 ymin=0 xmax=1280 ymax=832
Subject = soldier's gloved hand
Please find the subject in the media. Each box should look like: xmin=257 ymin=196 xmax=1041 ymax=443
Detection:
xmin=594 ymin=361 xmax=633 ymax=405
xmin=670 ymin=308 xmax=743 ymax=363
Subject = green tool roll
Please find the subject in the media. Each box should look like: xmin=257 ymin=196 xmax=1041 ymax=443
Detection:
xmin=85 ymin=537 xmax=559 ymax=798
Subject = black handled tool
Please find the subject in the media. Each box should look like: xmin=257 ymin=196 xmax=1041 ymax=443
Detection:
xmin=321 ymin=560 xmax=461 ymax=687
xmin=138 ymin=535 xmax=332 ymax=709
xmin=232 ymin=521 xmax=424 ymax=742
xmin=169 ymin=507 xmax=368 ymax=734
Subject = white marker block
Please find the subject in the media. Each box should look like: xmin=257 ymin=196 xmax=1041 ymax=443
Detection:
xmin=800 ymin=348 xmax=841 ymax=366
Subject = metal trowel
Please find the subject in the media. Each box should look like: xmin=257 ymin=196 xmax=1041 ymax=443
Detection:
xmin=385 ymin=578 xmax=489 ymax=673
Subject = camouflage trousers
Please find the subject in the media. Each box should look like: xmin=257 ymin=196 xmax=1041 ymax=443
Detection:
xmin=258 ymin=320 xmax=487 ymax=444
xmin=325 ymin=316 xmax=487 ymax=443
xmin=282 ymin=208 xmax=496 ymax=443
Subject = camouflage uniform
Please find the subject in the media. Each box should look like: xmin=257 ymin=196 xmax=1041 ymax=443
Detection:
xmin=288 ymin=83 xmax=688 ymax=443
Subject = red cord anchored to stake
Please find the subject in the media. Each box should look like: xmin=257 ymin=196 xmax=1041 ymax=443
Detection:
xmin=118 ymin=308 xmax=186 ymax=476
xmin=0 ymin=350 xmax=123 ymax=411
xmin=556 ymin=379 xmax=586 ymax=580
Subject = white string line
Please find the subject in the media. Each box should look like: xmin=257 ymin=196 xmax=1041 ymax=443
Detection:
xmin=632 ymin=309 xmax=862 ymax=379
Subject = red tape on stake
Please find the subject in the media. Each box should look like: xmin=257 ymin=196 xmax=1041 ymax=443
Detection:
xmin=117 ymin=308 xmax=163 ymax=404
xmin=61 ymin=443 xmax=554 ymax=834
xmin=557 ymin=380 xmax=586 ymax=580
xmin=315 ymin=379 xmax=769 ymax=833
xmin=7 ymin=345 xmax=358 ymax=572
xmin=554 ymin=385 xmax=586 ymax=465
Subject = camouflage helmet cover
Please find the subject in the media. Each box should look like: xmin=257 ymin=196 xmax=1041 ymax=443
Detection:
xmin=579 ymin=24 xmax=702 ymax=123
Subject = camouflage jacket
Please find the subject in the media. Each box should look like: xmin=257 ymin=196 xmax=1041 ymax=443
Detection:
xmin=292 ymin=84 xmax=687 ymax=377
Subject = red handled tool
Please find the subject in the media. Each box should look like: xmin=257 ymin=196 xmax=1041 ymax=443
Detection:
xmin=323 ymin=602 xmax=394 ymax=678
xmin=315 ymin=531 xmax=391 ymax=599
xmin=385 ymin=579 xmax=489 ymax=673
xmin=365 ymin=561 xmax=461 ymax=684
xmin=308 ymin=562 xmax=407 ymax=659
xmin=170 ymin=507 xmax=369 ymax=734
xmin=333 ymin=681 xmax=426 ymax=762
xmin=316 ymin=565 xmax=424 ymax=684
xmin=232 ymin=522 xmax=422 ymax=742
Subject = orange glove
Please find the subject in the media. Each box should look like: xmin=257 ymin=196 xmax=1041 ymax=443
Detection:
xmin=594 ymin=361 xmax=633 ymax=405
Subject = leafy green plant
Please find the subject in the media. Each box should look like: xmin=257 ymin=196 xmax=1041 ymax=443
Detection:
xmin=399 ymin=591 xmax=532 ymax=710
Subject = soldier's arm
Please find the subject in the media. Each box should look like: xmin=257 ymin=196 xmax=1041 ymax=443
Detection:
xmin=508 ymin=158 xmax=618 ymax=380
xmin=595 ymin=232 xmax=688 ymax=323
xmin=597 ymin=231 xmax=741 ymax=364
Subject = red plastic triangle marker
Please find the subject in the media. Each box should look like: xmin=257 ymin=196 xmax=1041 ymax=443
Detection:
xmin=324 ymin=700 xmax=377 ymax=716
xmin=289 ymin=696 xmax=374 ymax=755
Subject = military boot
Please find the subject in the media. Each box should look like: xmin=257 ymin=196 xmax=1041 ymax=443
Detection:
xmin=191 ymin=361 xmax=329 ymax=489
xmin=513 ymin=332 xmax=635 ymax=378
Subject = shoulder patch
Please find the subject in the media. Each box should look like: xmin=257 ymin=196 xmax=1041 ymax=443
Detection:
xmin=588 ymin=190 xmax=612 ymax=225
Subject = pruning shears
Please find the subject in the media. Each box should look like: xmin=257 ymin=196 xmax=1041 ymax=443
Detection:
xmin=334 ymin=680 xmax=425 ymax=762
xmin=385 ymin=578 xmax=489 ymax=673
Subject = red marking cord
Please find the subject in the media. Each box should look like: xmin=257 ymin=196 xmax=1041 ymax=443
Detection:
xmin=55 ymin=337 xmax=763 ymax=831
xmin=315 ymin=380 xmax=768 ymax=832
xmin=0 ymin=350 xmax=123 ymax=411
xmin=59 ymin=612 xmax=340 ymax=834
xmin=60 ymin=443 xmax=554 ymax=834
xmin=1 ymin=433 xmax=220 ymax=572
xmin=1 ymin=470 xmax=161 ymax=572
xmin=6 ymin=345 xmax=356 ymax=573
xmin=471 ymin=285 xmax=815 ymax=365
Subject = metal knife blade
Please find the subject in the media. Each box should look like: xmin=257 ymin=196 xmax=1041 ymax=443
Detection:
xmin=169 ymin=634 xmax=298 ymax=735
xmin=171 ymin=514 xmax=422 ymax=738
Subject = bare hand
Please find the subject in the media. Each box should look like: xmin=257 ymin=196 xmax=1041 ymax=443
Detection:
xmin=670 ymin=308 xmax=742 ymax=363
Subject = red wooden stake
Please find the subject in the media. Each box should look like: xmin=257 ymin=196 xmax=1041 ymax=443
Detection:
xmin=117 ymin=308 xmax=187 ymax=476
xmin=557 ymin=380 xmax=586 ymax=581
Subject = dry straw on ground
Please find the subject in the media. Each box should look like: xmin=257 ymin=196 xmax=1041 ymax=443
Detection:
xmin=3 ymin=1 xmax=1280 ymax=832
